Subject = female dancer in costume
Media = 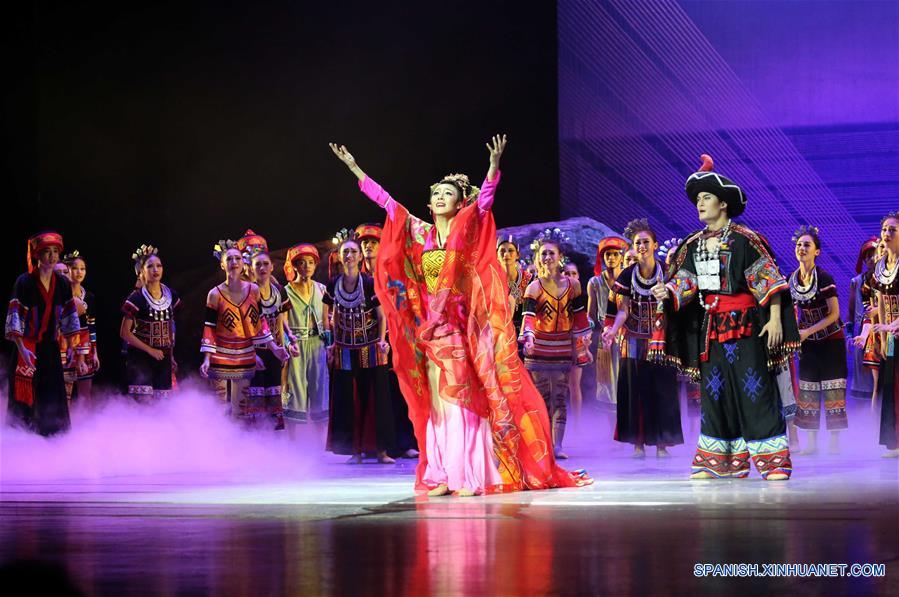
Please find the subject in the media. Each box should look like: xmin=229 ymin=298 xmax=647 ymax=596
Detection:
xmin=497 ymin=237 xmax=532 ymax=333
xmin=329 ymin=135 xmax=590 ymax=495
xmin=121 ymin=245 xmax=181 ymax=401
xmin=6 ymin=232 xmax=85 ymax=435
xmin=281 ymin=243 xmax=331 ymax=429
xmin=200 ymin=241 xmax=288 ymax=418
xmin=847 ymin=238 xmax=878 ymax=402
xmin=855 ymin=213 xmax=899 ymax=457
xmin=247 ymin=246 xmax=287 ymax=429
xmin=586 ymin=237 xmax=627 ymax=416
xmin=63 ymin=251 xmax=99 ymax=405
xmin=562 ymin=261 xmax=588 ymax=423
xmin=324 ymin=233 xmax=396 ymax=464
xmin=789 ymin=226 xmax=848 ymax=454
xmin=602 ymin=219 xmax=683 ymax=458
xmin=356 ymin=222 xmax=419 ymax=458
xmin=520 ymin=232 xmax=592 ymax=459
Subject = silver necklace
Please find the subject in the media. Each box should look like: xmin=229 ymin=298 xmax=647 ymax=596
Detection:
xmin=695 ymin=220 xmax=732 ymax=311
xmin=631 ymin=262 xmax=662 ymax=297
xmin=335 ymin=275 xmax=364 ymax=309
xmin=875 ymin=256 xmax=898 ymax=286
xmin=142 ymin=284 xmax=172 ymax=311
xmin=789 ymin=267 xmax=818 ymax=303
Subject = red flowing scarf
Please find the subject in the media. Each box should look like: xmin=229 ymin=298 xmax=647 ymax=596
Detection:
xmin=375 ymin=199 xmax=589 ymax=491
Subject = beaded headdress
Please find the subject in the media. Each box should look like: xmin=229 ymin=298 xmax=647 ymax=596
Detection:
xmin=132 ymin=244 xmax=159 ymax=275
xmin=530 ymin=228 xmax=572 ymax=255
xmin=213 ymin=240 xmax=240 ymax=263
xmin=431 ymin=173 xmax=481 ymax=206
xmin=63 ymin=250 xmax=83 ymax=265
xmin=656 ymin=237 xmax=683 ymax=262
xmin=791 ymin=225 xmax=820 ymax=245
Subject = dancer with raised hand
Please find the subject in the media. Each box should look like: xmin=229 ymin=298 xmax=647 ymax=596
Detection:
xmin=121 ymin=245 xmax=181 ymax=402
xmin=329 ymin=135 xmax=591 ymax=496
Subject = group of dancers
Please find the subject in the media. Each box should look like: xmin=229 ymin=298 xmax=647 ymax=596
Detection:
xmin=7 ymin=137 xmax=899 ymax=494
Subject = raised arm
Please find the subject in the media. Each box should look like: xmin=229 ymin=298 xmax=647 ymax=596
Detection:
xmin=329 ymin=142 xmax=400 ymax=219
xmin=478 ymin=134 xmax=507 ymax=212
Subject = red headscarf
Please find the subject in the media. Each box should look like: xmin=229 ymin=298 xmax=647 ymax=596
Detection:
xmin=354 ymin=223 xmax=382 ymax=242
xmin=237 ymin=229 xmax=268 ymax=254
xmin=856 ymin=236 xmax=879 ymax=274
xmin=593 ymin=236 xmax=628 ymax=277
xmin=27 ymin=231 xmax=64 ymax=274
xmin=283 ymin=243 xmax=320 ymax=282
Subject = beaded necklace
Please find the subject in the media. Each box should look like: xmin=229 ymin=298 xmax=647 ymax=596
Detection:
xmin=694 ymin=220 xmax=732 ymax=311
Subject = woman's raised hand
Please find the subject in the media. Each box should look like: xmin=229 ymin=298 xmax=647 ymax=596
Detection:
xmin=329 ymin=143 xmax=366 ymax=181
xmin=329 ymin=143 xmax=358 ymax=169
xmin=487 ymin=134 xmax=507 ymax=169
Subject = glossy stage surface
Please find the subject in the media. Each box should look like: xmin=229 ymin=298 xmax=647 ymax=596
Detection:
xmin=1 ymin=394 xmax=897 ymax=596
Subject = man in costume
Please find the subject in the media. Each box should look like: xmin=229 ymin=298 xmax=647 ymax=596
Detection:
xmin=653 ymin=155 xmax=799 ymax=480
xmin=6 ymin=232 xmax=85 ymax=435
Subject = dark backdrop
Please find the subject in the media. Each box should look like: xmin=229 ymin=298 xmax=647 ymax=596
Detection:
xmin=3 ymin=1 xmax=560 ymax=386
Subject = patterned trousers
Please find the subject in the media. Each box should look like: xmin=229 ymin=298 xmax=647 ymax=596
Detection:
xmin=693 ymin=338 xmax=792 ymax=479
xmin=529 ymin=368 xmax=569 ymax=450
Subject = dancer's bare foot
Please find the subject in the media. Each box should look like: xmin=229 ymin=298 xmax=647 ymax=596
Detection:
xmin=656 ymin=447 xmax=670 ymax=458
xmin=881 ymin=448 xmax=899 ymax=458
xmin=402 ymin=448 xmax=420 ymax=459
xmin=376 ymin=451 xmax=396 ymax=464
xmin=828 ymin=432 xmax=840 ymax=455
xmin=457 ymin=488 xmax=476 ymax=497
xmin=346 ymin=454 xmax=363 ymax=465
xmin=632 ymin=446 xmax=646 ymax=459
xmin=427 ymin=484 xmax=450 ymax=497
xmin=799 ymin=447 xmax=818 ymax=456
xmin=690 ymin=471 xmax=715 ymax=479
xmin=554 ymin=450 xmax=569 ymax=460
xmin=766 ymin=472 xmax=790 ymax=480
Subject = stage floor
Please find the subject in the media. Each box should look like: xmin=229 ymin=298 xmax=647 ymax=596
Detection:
xmin=1 ymin=397 xmax=898 ymax=596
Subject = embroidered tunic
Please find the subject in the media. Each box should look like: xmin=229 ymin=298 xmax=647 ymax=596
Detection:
xmin=201 ymin=284 xmax=273 ymax=380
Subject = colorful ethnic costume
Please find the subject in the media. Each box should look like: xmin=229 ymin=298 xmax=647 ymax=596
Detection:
xmin=864 ymin=256 xmax=899 ymax=450
xmin=361 ymin=169 xmax=589 ymax=492
xmin=607 ymin=263 xmax=683 ymax=448
xmin=122 ymin=284 xmax=180 ymax=400
xmin=201 ymin=284 xmax=273 ymax=416
xmin=63 ymin=286 xmax=99 ymax=396
xmin=790 ymin=267 xmax=848 ymax=431
xmin=586 ymin=237 xmax=628 ymax=409
xmin=281 ymin=244 xmax=330 ymax=424
xmin=520 ymin=277 xmax=591 ymax=453
xmin=847 ymin=239 xmax=878 ymax=400
xmin=247 ymin=279 xmax=286 ymax=428
xmin=324 ymin=273 xmax=395 ymax=455
xmin=5 ymin=232 xmax=81 ymax=436
xmin=357 ymin=223 xmax=418 ymax=455
xmin=661 ymin=158 xmax=799 ymax=479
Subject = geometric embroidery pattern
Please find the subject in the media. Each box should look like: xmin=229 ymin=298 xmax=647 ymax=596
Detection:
xmin=706 ymin=367 xmax=724 ymax=401
xmin=723 ymin=342 xmax=740 ymax=364
xmin=742 ymin=367 xmax=764 ymax=402
xmin=221 ymin=308 xmax=238 ymax=331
